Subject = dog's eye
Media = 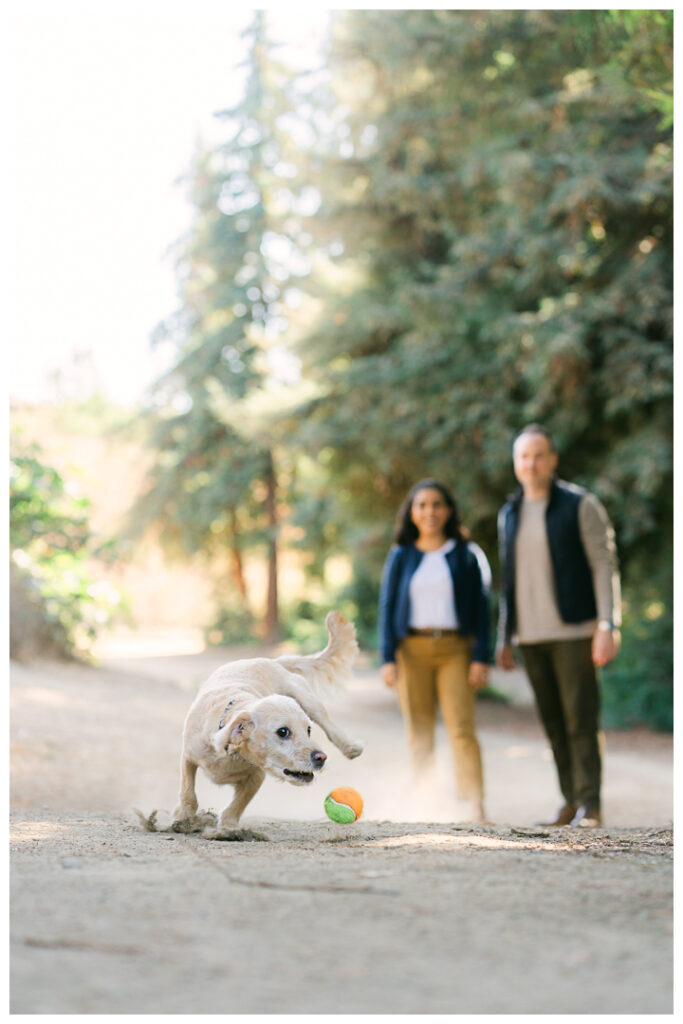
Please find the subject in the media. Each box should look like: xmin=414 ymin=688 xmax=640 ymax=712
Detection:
xmin=276 ymin=727 xmax=291 ymax=739
xmin=307 ymin=726 xmax=311 ymax=737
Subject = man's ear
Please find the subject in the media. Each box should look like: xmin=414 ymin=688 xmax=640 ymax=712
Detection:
xmin=212 ymin=711 xmax=255 ymax=753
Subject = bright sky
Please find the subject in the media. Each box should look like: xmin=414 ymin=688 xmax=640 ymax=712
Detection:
xmin=4 ymin=2 xmax=329 ymax=406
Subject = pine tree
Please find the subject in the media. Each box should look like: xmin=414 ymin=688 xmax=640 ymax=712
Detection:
xmin=133 ymin=13 xmax=311 ymax=642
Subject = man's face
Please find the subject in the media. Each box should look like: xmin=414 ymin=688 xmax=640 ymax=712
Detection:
xmin=513 ymin=432 xmax=558 ymax=494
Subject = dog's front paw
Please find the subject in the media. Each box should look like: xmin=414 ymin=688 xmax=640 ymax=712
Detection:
xmin=343 ymin=740 xmax=364 ymax=759
xmin=172 ymin=802 xmax=197 ymax=821
xmin=171 ymin=809 xmax=216 ymax=834
xmin=170 ymin=817 xmax=201 ymax=834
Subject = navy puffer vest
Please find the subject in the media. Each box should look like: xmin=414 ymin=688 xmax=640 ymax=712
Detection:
xmin=500 ymin=479 xmax=597 ymax=637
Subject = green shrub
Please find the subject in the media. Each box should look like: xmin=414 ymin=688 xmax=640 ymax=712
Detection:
xmin=204 ymin=602 xmax=259 ymax=646
xmin=601 ymin=580 xmax=673 ymax=731
xmin=10 ymin=440 xmax=125 ymax=660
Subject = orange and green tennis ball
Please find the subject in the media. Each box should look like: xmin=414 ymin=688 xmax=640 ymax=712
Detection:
xmin=324 ymin=787 xmax=363 ymax=824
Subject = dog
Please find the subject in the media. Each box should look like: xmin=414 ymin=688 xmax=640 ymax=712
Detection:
xmin=172 ymin=611 xmax=363 ymax=830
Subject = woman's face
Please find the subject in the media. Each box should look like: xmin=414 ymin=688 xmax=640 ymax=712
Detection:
xmin=410 ymin=487 xmax=451 ymax=540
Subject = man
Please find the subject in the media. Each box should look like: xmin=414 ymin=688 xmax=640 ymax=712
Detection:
xmin=496 ymin=424 xmax=621 ymax=827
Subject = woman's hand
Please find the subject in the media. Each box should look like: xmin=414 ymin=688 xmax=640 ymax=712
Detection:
xmin=468 ymin=661 xmax=489 ymax=690
xmin=381 ymin=662 xmax=398 ymax=688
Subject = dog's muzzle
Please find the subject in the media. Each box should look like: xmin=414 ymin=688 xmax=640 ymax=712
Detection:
xmin=283 ymin=750 xmax=326 ymax=784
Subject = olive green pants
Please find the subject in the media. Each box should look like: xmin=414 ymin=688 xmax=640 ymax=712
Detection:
xmin=520 ymin=638 xmax=602 ymax=809
xmin=396 ymin=634 xmax=484 ymax=800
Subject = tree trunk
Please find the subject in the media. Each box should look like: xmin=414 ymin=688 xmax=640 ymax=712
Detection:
xmin=227 ymin=506 xmax=250 ymax=607
xmin=264 ymin=450 xmax=280 ymax=643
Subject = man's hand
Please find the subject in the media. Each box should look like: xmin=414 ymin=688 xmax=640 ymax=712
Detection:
xmin=381 ymin=662 xmax=398 ymax=688
xmin=468 ymin=661 xmax=489 ymax=690
xmin=593 ymin=629 xmax=620 ymax=667
xmin=495 ymin=644 xmax=516 ymax=671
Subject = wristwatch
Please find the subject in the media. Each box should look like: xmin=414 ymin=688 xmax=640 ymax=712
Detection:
xmin=597 ymin=620 xmax=614 ymax=632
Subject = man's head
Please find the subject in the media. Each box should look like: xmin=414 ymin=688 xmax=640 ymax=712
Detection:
xmin=512 ymin=424 xmax=558 ymax=497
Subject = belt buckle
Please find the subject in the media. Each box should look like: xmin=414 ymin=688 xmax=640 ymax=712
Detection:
xmin=432 ymin=629 xmax=442 ymax=639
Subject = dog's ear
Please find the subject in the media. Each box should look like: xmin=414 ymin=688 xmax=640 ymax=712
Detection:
xmin=212 ymin=711 xmax=254 ymax=754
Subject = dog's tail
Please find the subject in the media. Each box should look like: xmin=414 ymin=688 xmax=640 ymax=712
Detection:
xmin=275 ymin=611 xmax=358 ymax=694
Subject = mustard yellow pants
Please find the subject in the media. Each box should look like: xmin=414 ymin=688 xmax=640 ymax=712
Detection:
xmin=396 ymin=634 xmax=484 ymax=800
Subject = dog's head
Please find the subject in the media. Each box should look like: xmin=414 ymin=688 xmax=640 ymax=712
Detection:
xmin=212 ymin=695 xmax=327 ymax=785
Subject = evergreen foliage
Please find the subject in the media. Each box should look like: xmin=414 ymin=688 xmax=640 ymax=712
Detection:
xmin=298 ymin=10 xmax=672 ymax=556
xmin=135 ymin=11 xmax=672 ymax=727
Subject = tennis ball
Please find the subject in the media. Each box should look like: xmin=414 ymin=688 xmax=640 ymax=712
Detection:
xmin=324 ymin=786 xmax=363 ymax=824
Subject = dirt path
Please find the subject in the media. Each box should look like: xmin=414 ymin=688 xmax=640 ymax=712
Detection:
xmin=10 ymin=646 xmax=673 ymax=1014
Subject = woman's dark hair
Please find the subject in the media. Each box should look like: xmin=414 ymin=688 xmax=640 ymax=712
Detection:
xmin=393 ymin=478 xmax=469 ymax=546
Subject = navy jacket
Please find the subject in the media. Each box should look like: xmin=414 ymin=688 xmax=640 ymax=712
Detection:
xmin=497 ymin=478 xmax=597 ymax=644
xmin=378 ymin=541 xmax=491 ymax=665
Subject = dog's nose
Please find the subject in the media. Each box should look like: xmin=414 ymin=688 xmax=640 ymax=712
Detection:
xmin=310 ymin=749 xmax=327 ymax=769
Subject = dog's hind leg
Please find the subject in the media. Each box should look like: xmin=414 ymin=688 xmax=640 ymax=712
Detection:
xmin=173 ymin=756 xmax=199 ymax=822
xmin=218 ymin=768 xmax=265 ymax=828
xmin=281 ymin=686 xmax=363 ymax=760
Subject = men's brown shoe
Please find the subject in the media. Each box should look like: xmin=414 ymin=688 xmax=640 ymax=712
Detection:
xmin=534 ymin=803 xmax=576 ymax=827
xmin=571 ymin=805 xmax=602 ymax=828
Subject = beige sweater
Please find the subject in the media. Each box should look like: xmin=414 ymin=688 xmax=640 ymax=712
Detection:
xmin=514 ymin=493 xmax=621 ymax=645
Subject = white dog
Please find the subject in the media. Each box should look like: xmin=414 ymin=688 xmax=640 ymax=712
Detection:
xmin=173 ymin=611 xmax=363 ymax=829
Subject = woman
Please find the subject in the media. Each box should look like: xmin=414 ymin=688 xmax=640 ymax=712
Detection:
xmin=378 ymin=479 xmax=491 ymax=822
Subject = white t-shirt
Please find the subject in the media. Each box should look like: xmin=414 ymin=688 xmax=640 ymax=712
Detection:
xmin=408 ymin=539 xmax=459 ymax=629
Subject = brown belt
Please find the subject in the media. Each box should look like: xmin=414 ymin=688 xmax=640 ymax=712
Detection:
xmin=408 ymin=628 xmax=461 ymax=638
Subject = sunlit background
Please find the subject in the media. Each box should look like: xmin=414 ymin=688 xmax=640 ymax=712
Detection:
xmin=7 ymin=4 xmax=329 ymax=404
xmin=8 ymin=7 xmax=673 ymax=737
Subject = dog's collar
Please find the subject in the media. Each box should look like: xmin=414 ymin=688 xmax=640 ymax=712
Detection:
xmin=218 ymin=700 xmax=235 ymax=731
